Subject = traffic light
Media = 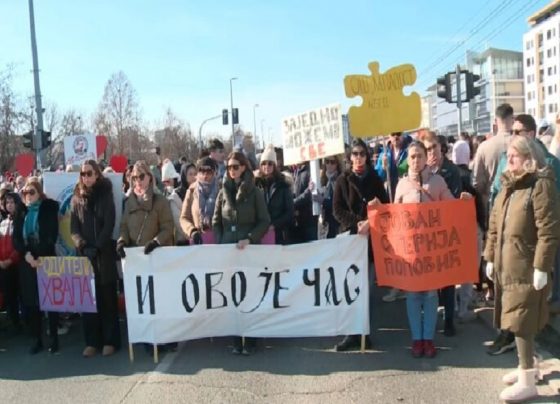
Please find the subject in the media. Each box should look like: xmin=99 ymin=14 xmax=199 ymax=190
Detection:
xmin=466 ymin=73 xmax=482 ymax=100
xmin=41 ymin=130 xmax=51 ymax=149
xmin=22 ymin=130 xmax=34 ymax=149
xmin=232 ymin=108 xmax=239 ymax=124
xmin=436 ymin=73 xmax=452 ymax=103
xmin=222 ymin=109 xmax=228 ymax=125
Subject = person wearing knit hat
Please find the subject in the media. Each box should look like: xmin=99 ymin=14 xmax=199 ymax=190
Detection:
xmin=259 ymin=144 xmax=277 ymax=166
xmin=255 ymin=145 xmax=293 ymax=245
xmin=161 ymin=160 xmax=180 ymax=195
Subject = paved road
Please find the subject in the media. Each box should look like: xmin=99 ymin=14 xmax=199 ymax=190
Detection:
xmin=1 ymin=289 xmax=559 ymax=403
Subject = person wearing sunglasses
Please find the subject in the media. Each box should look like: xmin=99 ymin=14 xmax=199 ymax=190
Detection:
xmin=332 ymin=138 xmax=389 ymax=352
xmin=180 ymin=157 xmax=219 ymax=245
xmin=117 ymin=160 xmax=174 ymax=258
xmin=290 ymin=160 xmax=318 ymax=244
xmin=254 ymin=144 xmax=294 ymax=245
xmin=375 ymin=131 xmax=413 ymax=199
xmin=12 ymin=177 xmax=60 ymax=354
xmin=70 ymin=160 xmax=120 ymax=358
xmin=213 ymin=152 xmax=270 ymax=355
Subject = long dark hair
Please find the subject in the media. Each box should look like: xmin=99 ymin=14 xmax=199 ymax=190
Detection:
xmin=74 ymin=160 xmax=104 ymax=199
xmin=2 ymin=192 xmax=27 ymax=222
xmin=226 ymin=152 xmax=250 ymax=179
xmin=350 ymin=138 xmax=372 ymax=167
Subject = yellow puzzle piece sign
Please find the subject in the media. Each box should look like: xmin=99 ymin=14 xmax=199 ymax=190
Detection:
xmin=344 ymin=62 xmax=421 ymax=137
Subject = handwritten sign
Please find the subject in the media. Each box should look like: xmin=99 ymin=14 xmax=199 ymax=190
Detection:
xmin=368 ymin=199 xmax=478 ymax=292
xmin=282 ymin=104 xmax=344 ymax=166
xmin=344 ymin=62 xmax=421 ymax=137
xmin=37 ymin=257 xmax=97 ymax=313
xmin=64 ymin=133 xmax=97 ymax=166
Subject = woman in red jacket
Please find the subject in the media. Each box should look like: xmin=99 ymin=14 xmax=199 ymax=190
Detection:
xmin=0 ymin=192 xmax=25 ymax=331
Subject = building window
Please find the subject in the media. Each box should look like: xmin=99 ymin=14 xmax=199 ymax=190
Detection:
xmin=549 ymin=104 xmax=555 ymax=113
xmin=549 ymin=67 xmax=553 ymax=75
xmin=549 ymin=86 xmax=553 ymax=95
xmin=547 ymin=30 xmax=552 ymax=39
xmin=548 ymin=49 xmax=552 ymax=58
xmin=540 ymin=69 xmax=544 ymax=82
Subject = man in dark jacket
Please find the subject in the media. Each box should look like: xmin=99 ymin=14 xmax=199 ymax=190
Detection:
xmin=290 ymin=162 xmax=318 ymax=244
xmin=424 ymin=134 xmax=462 ymax=337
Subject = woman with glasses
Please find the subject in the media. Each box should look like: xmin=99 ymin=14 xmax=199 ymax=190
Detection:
xmin=332 ymin=138 xmax=389 ymax=352
xmin=13 ymin=177 xmax=60 ymax=354
xmin=318 ymin=155 xmax=343 ymax=239
xmin=180 ymin=157 xmax=219 ymax=245
xmin=213 ymin=151 xmax=270 ymax=355
xmin=70 ymin=160 xmax=120 ymax=357
xmin=254 ymin=145 xmax=294 ymax=245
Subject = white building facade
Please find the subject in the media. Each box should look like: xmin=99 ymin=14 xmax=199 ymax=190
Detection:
xmin=523 ymin=1 xmax=560 ymax=124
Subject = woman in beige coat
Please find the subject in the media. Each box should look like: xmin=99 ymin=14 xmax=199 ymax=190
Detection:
xmin=484 ymin=136 xmax=560 ymax=402
xmin=179 ymin=157 xmax=219 ymax=244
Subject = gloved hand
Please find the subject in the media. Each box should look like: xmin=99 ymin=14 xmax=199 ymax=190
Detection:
xmin=116 ymin=241 xmax=126 ymax=259
xmin=144 ymin=239 xmax=160 ymax=255
xmin=485 ymin=262 xmax=494 ymax=279
xmin=82 ymin=246 xmax=97 ymax=260
xmin=533 ymin=269 xmax=548 ymax=290
xmin=191 ymin=231 xmax=203 ymax=245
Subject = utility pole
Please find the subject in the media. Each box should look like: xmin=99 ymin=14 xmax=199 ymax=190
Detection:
xmin=229 ymin=77 xmax=237 ymax=145
xmin=253 ymin=103 xmax=259 ymax=150
xmin=198 ymin=114 xmax=221 ymax=150
xmin=456 ymin=64 xmax=462 ymax=137
xmin=28 ymin=0 xmax=45 ymax=170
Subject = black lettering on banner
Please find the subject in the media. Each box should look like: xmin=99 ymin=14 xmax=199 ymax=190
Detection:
xmin=181 ymin=274 xmax=199 ymax=313
xmin=303 ymin=268 xmax=321 ymax=306
xmin=244 ymin=268 xmax=273 ymax=313
xmin=324 ymin=267 xmax=342 ymax=306
xmin=205 ymin=272 xmax=227 ymax=309
xmin=136 ymin=275 xmax=155 ymax=315
xmin=344 ymin=264 xmax=360 ymax=304
xmin=231 ymin=271 xmax=247 ymax=307
xmin=273 ymin=270 xmax=289 ymax=308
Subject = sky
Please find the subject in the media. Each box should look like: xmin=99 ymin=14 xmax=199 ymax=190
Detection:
xmin=0 ymin=0 xmax=550 ymax=146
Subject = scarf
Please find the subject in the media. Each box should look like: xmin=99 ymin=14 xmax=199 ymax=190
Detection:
xmin=198 ymin=178 xmax=218 ymax=228
xmin=353 ymin=164 xmax=365 ymax=175
xmin=23 ymin=201 xmax=41 ymax=243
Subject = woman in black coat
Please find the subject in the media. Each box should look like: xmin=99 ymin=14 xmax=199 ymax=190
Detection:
xmin=254 ymin=145 xmax=294 ymax=245
xmin=13 ymin=177 xmax=60 ymax=354
xmin=71 ymin=159 xmax=120 ymax=357
xmin=332 ymin=138 xmax=389 ymax=352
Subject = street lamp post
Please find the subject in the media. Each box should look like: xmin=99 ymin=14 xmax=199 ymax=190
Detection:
xmin=229 ymin=77 xmax=237 ymax=145
xmin=198 ymin=114 xmax=222 ymax=150
xmin=260 ymin=119 xmax=265 ymax=148
xmin=253 ymin=103 xmax=259 ymax=150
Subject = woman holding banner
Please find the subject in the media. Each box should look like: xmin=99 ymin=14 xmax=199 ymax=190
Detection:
xmin=484 ymin=136 xmax=559 ymax=402
xmin=213 ymin=151 xmax=270 ymax=355
xmin=180 ymin=157 xmax=219 ymax=245
xmin=332 ymin=138 xmax=388 ymax=351
xmin=392 ymin=141 xmax=471 ymax=359
xmin=13 ymin=177 xmax=60 ymax=354
xmin=117 ymin=160 xmax=174 ymax=355
xmin=70 ymin=160 xmax=120 ymax=358
xmin=254 ymin=145 xmax=294 ymax=245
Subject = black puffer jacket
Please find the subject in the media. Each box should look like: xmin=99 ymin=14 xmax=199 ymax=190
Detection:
xmin=255 ymin=172 xmax=294 ymax=244
xmin=70 ymin=177 xmax=118 ymax=285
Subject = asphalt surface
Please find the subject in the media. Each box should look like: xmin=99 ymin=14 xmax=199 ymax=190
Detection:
xmin=1 ymin=288 xmax=559 ymax=404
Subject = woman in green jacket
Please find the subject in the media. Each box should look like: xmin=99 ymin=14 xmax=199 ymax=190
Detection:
xmin=213 ymin=151 xmax=270 ymax=355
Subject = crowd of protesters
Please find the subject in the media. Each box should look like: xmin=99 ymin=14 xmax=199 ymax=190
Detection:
xmin=0 ymin=106 xmax=559 ymax=401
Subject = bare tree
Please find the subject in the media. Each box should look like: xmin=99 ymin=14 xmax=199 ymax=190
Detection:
xmin=94 ymin=71 xmax=141 ymax=156
xmin=154 ymin=108 xmax=199 ymax=162
xmin=60 ymin=109 xmax=85 ymax=137
xmin=0 ymin=66 xmax=26 ymax=171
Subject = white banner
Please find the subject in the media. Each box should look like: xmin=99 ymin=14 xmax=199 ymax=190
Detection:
xmin=64 ymin=133 xmax=97 ymax=166
xmin=282 ymin=103 xmax=344 ymax=165
xmin=43 ymin=173 xmax=124 ymax=255
xmin=123 ymin=235 xmax=369 ymax=344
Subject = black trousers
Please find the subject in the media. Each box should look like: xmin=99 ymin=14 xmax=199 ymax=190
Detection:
xmin=27 ymin=307 xmax=58 ymax=344
xmin=439 ymin=286 xmax=455 ymax=324
xmin=83 ymin=281 xmax=121 ymax=349
xmin=0 ymin=266 xmax=20 ymax=326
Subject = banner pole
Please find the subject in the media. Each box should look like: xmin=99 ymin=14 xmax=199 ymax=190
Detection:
xmin=360 ymin=335 xmax=366 ymax=353
xmin=153 ymin=345 xmax=159 ymax=364
xmin=128 ymin=343 xmax=134 ymax=363
xmin=384 ymin=137 xmax=393 ymax=203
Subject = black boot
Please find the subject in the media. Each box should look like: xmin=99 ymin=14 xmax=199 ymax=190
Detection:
xmin=29 ymin=339 xmax=43 ymax=355
xmin=231 ymin=337 xmax=243 ymax=355
xmin=334 ymin=335 xmax=371 ymax=351
xmin=443 ymin=319 xmax=456 ymax=337
xmin=48 ymin=336 xmax=59 ymax=354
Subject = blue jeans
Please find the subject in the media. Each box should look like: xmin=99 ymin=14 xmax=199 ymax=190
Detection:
xmin=406 ymin=290 xmax=438 ymax=341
